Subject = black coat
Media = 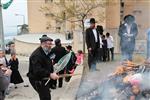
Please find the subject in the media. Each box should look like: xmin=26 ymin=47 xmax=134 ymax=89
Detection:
xmin=65 ymin=51 xmax=77 ymax=73
xmin=118 ymin=23 xmax=138 ymax=52
xmin=102 ymin=39 xmax=107 ymax=49
xmin=85 ymin=28 xmax=100 ymax=50
xmin=51 ymin=45 xmax=67 ymax=64
xmin=86 ymin=28 xmax=100 ymax=66
xmin=51 ymin=45 xmax=67 ymax=74
xmin=9 ymin=58 xmax=24 ymax=84
xmin=27 ymin=46 xmax=53 ymax=81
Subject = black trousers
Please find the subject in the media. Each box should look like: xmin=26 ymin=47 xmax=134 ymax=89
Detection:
xmin=0 ymin=91 xmax=5 ymax=100
xmin=98 ymin=48 xmax=103 ymax=61
xmin=29 ymin=79 xmax=51 ymax=100
xmin=52 ymin=70 xmax=64 ymax=87
xmin=107 ymin=47 xmax=114 ymax=61
xmin=102 ymin=48 xmax=107 ymax=61
xmin=88 ymin=48 xmax=99 ymax=69
xmin=51 ymin=77 xmax=63 ymax=87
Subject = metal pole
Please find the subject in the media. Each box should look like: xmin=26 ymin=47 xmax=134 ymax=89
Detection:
xmin=15 ymin=14 xmax=25 ymax=24
xmin=0 ymin=0 xmax=5 ymax=51
xmin=23 ymin=15 xmax=25 ymax=24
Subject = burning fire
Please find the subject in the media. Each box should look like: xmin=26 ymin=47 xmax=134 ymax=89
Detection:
xmin=77 ymin=60 xmax=150 ymax=100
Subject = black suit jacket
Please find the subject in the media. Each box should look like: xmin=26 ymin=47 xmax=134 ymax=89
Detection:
xmin=86 ymin=28 xmax=100 ymax=50
xmin=51 ymin=46 xmax=67 ymax=63
xmin=27 ymin=46 xmax=53 ymax=81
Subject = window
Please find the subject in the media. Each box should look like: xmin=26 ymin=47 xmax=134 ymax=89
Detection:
xmin=45 ymin=0 xmax=53 ymax=3
xmin=120 ymin=0 xmax=125 ymax=23
xmin=56 ymin=20 xmax=61 ymax=33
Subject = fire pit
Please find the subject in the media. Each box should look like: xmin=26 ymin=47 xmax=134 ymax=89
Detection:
xmin=77 ymin=61 xmax=150 ymax=100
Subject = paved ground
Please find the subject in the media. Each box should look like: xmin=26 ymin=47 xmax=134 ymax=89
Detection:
xmin=4 ymin=54 xmax=145 ymax=100
xmin=5 ymin=55 xmax=68 ymax=100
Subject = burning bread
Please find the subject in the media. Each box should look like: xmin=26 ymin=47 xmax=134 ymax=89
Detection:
xmin=122 ymin=60 xmax=137 ymax=67
xmin=123 ymin=74 xmax=132 ymax=83
xmin=113 ymin=66 xmax=126 ymax=75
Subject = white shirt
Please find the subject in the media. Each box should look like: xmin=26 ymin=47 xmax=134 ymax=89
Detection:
xmin=92 ymin=29 xmax=98 ymax=42
xmin=106 ymin=35 xmax=114 ymax=48
xmin=99 ymin=35 xmax=103 ymax=48
xmin=125 ymin=23 xmax=131 ymax=35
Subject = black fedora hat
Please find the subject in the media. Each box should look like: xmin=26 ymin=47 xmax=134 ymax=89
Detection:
xmin=123 ymin=14 xmax=135 ymax=22
xmin=39 ymin=34 xmax=53 ymax=42
xmin=90 ymin=18 xmax=96 ymax=24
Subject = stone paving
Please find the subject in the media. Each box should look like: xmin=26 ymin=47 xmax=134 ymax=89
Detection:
xmin=4 ymin=54 xmax=145 ymax=100
xmin=5 ymin=55 xmax=68 ymax=100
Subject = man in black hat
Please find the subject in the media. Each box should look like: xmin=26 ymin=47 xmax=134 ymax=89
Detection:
xmin=119 ymin=14 xmax=138 ymax=61
xmin=85 ymin=18 xmax=100 ymax=71
xmin=27 ymin=35 xmax=59 ymax=100
xmin=50 ymin=38 xmax=67 ymax=88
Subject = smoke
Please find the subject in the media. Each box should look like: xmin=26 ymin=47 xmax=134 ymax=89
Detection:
xmin=76 ymin=64 xmax=150 ymax=100
xmin=140 ymin=71 xmax=150 ymax=90
xmin=76 ymin=70 xmax=125 ymax=100
xmin=76 ymin=76 xmax=121 ymax=100
xmin=76 ymin=71 xmax=101 ymax=99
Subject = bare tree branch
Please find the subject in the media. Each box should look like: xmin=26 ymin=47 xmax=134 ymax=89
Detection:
xmin=40 ymin=0 xmax=105 ymax=52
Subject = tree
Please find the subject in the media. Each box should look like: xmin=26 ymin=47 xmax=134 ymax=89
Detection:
xmin=40 ymin=0 xmax=105 ymax=53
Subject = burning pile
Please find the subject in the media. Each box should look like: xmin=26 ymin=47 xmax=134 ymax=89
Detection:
xmin=77 ymin=60 xmax=150 ymax=100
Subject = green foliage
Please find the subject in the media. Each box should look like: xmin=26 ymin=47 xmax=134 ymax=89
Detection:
xmin=40 ymin=0 xmax=105 ymax=23
xmin=40 ymin=0 xmax=105 ymax=53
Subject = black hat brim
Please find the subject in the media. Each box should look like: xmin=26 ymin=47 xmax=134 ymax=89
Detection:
xmin=39 ymin=37 xmax=53 ymax=42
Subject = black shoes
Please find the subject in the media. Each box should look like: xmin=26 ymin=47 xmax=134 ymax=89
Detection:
xmin=58 ymin=85 xmax=62 ymax=88
xmin=24 ymin=85 xmax=29 ymax=87
xmin=15 ymin=86 xmax=18 ymax=89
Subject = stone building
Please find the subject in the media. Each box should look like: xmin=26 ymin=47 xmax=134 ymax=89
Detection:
xmin=26 ymin=0 xmax=150 ymax=53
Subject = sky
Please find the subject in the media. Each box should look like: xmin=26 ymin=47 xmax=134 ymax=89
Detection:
xmin=2 ymin=0 xmax=27 ymax=37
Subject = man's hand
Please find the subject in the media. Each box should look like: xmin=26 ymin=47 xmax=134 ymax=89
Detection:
xmin=127 ymin=34 xmax=133 ymax=37
xmin=50 ymin=72 xmax=59 ymax=80
xmin=3 ymin=68 xmax=12 ymax=76
xmin=123 ymin=33 xmax=133 ymax=37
